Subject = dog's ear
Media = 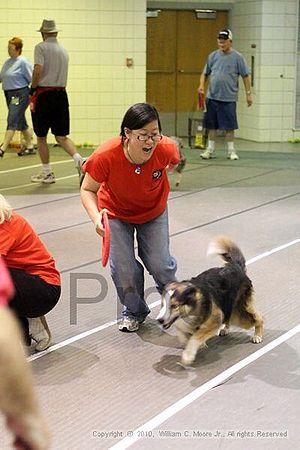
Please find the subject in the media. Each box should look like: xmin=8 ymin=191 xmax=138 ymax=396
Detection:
xmin=177 ymin=284 xmax=199 ymax=307
xmin=164 ymin=281 xmax=180 ymax=292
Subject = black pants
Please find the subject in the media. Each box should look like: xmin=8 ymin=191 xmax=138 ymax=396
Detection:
xmin=8 ymin=268 xmax=61 ymax=342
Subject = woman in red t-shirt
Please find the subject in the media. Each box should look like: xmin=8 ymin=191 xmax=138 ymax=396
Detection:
xmin=0 ymin=194 xmax=61 ymax=351
xmin=81 ymin=103 xmax=180 ymax=332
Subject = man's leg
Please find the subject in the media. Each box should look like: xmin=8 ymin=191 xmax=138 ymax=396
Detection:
xmin=31 ymin=136 xmax=55 ymax=183
xmin=55 ymin=135 xmax=83 ymax=175
xmin=220 ymin=102 xmax=239 ymax=160
xmin=207 ymin=129 xmax=217 ymax=152
xmin=201 ymin=99 xmax=218 ymax=159
xmin=36 ymin=136 xmax=50 ymax=163
xmin=225 ymin=130 xmax=239 ymax=160
xmin=200 ymin=129 xmax=216 ymax=159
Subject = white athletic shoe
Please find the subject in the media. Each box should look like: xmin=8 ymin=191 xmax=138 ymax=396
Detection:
xmin=118 ymin=317 xmax=139 ymax=332
xmin=200 ymin=149 xmax=216 ymax=159
xmin=228 ymin=151 xmax=239 ymax=160
xmin=31 ymin=172 xmax=56 ymax=184
xmin=28 ymin=316 xmax=52 ymax=351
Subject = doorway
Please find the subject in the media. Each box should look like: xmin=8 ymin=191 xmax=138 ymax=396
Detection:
xmin=146 ymin=9 xmax=228 ymax=136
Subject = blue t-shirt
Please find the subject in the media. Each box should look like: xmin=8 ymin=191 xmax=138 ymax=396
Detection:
xmin=203 ymin=49 xmax=250 ymax=102
xmin=0 ymin=56 xmax=32 ymax=91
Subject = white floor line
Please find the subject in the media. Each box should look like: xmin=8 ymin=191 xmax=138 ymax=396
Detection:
xmin=0 ymin=174 xmax=78 ymax=192
xmin=27 ymin=320 xmax=118 ymax=362
xmin=246 ymin=239 xmax=300 ymax=264
xmin=27 ymin=237 xmax=300 ymax=364
xmin=0 ymin=158 xmax=73 ymax=174
xmin=109 ymin=323 xmax=300 ymax=450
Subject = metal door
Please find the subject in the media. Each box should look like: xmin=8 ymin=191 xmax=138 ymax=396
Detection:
xmin=146 ymin=9 xmax=228 ymax=136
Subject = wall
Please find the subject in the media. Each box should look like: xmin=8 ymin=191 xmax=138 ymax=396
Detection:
xmin=0 ymin=0 xmax=147 ymax=146
xmin=0 ymin=0 xmax=298 ymax=144
xmin=150 ymin=0 xmax=299 ymax=143
xmin=233 ymin=0 xmax=298 ymax=142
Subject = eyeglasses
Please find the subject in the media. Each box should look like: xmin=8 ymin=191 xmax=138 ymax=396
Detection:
xmin=131 ymin=131 xmax=162 ymax=142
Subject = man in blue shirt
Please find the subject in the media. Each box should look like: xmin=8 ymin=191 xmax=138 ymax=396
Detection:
xmin=198 ymin=29 xmax=252 ymax=160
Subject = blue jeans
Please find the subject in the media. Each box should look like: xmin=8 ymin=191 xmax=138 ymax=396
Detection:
xmin=4 ymin=86 xmax=30 ymax=131
xmin=109 ymin=209 xmax=177 ymax=321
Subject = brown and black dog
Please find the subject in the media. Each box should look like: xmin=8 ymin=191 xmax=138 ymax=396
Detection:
xmin=157 ymin=236 xmax=264 ymax=365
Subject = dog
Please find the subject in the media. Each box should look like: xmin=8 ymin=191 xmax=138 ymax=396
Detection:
xmin=156 ymin=236 xmax=264 ymax=365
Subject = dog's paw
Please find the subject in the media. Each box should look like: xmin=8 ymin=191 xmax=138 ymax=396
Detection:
xmin=218 ymin=325 xmax=229 ymax=336
xmin=251 ymin=334 xmax=262 ymax=344
xmin=181 ymin=350 xmax=195 ymax=366
xmin=177 ymin=361 xmax=196 ymax=371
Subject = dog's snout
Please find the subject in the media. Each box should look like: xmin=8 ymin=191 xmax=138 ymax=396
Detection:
xmin=157 ymin=317 xmax=164 ymax=324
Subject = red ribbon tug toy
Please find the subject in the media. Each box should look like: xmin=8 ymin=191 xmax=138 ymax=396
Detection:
xmin=198 ymin=92 xmax=205 ymax=111
xmin=101 ymin=211 xmax=110 ymax=267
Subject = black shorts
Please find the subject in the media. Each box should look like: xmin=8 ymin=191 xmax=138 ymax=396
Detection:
xmin=8 ymin=268 xmax=61 ymax=318
xmin=31 ymin=89 xmax=70 ymax=137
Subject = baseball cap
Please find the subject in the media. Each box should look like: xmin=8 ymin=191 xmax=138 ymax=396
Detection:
xmin=218 ymin=29 xmax=233 ymax=40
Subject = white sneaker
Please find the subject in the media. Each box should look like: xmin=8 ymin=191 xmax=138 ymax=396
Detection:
xmin=118 ymin=317 xmax=139 ymax=332
xmin=200 ymin=149 xmax=216 ymax=159
xmin=31 ymin=172 xmax=56 ymax=184
xmin=228 ymin=151 xmax=239 ymax=160
xmin=28 ymin=316 xmax=52 ymax=351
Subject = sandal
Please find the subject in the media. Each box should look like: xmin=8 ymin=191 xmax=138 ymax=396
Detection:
xmin=0 ymin=148 xmax=4 ymax=157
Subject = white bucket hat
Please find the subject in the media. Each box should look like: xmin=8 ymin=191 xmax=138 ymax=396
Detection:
xmin=37 ymin=19 xmax=60 ymax=33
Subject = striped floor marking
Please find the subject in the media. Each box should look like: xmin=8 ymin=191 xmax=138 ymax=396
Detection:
xmin=109 ymin=323 xmax=300 ymax=450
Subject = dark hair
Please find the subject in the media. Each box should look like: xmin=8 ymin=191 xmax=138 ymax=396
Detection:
xmin=120 ymin=103 xmax=162 ymax=138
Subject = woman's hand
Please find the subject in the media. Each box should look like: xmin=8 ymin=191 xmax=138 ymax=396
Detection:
xmin=94 ymin=209 xmax=109 ymax=237
xmin=166 ymin=163 xmax=178 ymax=173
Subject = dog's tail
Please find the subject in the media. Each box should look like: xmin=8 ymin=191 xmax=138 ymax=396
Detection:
xmin=207 ymin=235 xmax=246 ymax=271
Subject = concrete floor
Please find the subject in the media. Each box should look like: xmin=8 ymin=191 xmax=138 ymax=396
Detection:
xmin=0 ymin=139 xmax=299 ymax=449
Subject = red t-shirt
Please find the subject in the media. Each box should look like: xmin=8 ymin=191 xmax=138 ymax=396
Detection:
xmin=85 ymin=136 xmax=180 ymax=223
xmin=0 ymin=213 xmax=61 ymax=285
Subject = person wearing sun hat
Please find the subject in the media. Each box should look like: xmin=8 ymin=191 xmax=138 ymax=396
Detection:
xmin=198 ymin=28 xmax=252 ymax=161
xmin=29 ymin=19 xmax=83 ymax=184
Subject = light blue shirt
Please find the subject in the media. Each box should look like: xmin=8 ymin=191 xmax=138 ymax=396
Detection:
xmin=203 ymin=49 xmax=250 ymax=102
xmin=0 ymin=56 xmax=32 ymax=90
